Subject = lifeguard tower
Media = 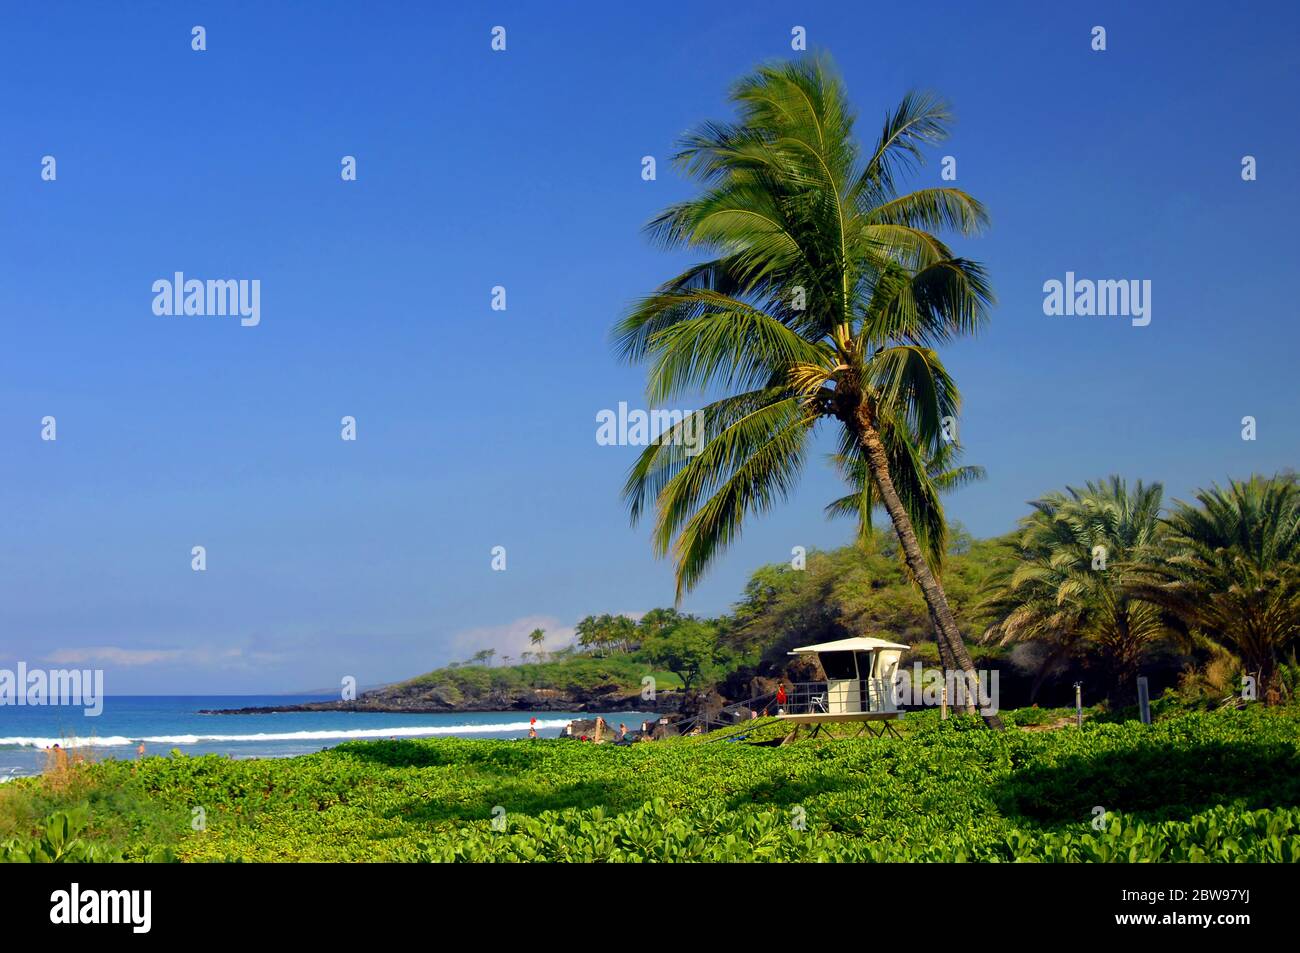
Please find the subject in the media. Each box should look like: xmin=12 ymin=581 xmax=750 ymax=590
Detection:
xmin=776 ymin=637 xmax=907 ymax=743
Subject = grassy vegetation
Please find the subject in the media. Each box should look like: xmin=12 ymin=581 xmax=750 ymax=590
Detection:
xmin=3 ymin=705 xmax=1297 ymax=862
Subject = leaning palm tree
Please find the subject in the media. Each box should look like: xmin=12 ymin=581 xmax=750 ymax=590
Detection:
xmin=613 ymin=55 xmax=999 ymax=724
xmin=979 ymin=477 xmax=1171 ymax=705
xmin=1129 ymin=474 xmax=1300 ymax=704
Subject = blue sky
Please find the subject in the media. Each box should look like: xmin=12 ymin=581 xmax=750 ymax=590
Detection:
xmin=2 ymin=1 xmax=1297 ymax=693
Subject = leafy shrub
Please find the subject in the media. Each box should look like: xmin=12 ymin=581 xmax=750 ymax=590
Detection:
xmin=0 ymin=805 xmax=174 ymax=863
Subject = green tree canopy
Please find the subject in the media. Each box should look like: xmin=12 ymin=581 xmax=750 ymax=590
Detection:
xmin=1130 ymin=474 xmax=1300 ymax=703
xmin=979 ymin=476 xmax=1172 ymax=703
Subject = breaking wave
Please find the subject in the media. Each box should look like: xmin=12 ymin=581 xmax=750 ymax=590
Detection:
xmin=0 ymin=718 xmax=575 ymax=750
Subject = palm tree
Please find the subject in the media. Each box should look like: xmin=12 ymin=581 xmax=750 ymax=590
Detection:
xmin=614 ymin=55 xmax=1000 ymax=724
xmin=529 ymin=627 xmax=546 ymax=661
xmin=979 ymin=477 xmax=1171 ymax=704
xmin=1129 ymin=475 xmax=1300 ymax=704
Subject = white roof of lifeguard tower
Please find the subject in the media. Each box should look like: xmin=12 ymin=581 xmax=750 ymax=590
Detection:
xmin=788 ymin=637 xmax=908 ymax=655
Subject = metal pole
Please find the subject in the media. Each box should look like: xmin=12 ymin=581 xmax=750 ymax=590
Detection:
xmin=1137 ymin=676 xmax=1151 ymax=725
xmin=1074 ymin=682 xmax=1082 ymax=727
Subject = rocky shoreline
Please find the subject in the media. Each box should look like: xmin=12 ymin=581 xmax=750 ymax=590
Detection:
xmin=199 ymin=685 xmax=684 ymax=716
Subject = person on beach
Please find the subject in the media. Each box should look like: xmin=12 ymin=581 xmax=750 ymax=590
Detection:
xmin=618 ymin=722 xmax=628 ymax=741
xmin=137 ymin=742 xmax=146 ymax=759
xmin=48 ymin=744 xmax=68 ymax=772
xmin=528 ymin=725 xmax=537 ymax=739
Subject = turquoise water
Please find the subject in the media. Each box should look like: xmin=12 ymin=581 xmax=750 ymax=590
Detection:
xmin=0 ymin=696 xmax=654 ymax=779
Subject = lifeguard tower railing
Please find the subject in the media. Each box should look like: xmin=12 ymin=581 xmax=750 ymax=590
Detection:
xmin=780 ymin=678 xmax=896 ymax=715
xmin=665 ymin=677 xmax=897 ymax=738
xmin=670 ymin=690 xmax=777 ymax=737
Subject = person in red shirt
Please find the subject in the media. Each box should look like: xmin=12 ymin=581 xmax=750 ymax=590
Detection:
xmin=776 ymin=683 xmax=787 ymax=707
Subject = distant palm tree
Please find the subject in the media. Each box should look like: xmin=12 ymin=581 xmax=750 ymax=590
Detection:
xmin=1130 ymin=475 xmax=1300 ymax=704
xmin=529 ymin=627 xmax=546 ymax=661
xmin=980 ymin=477 xmax=1171 ymax=704
xmin=575 ymin=614 xmax=636 ymax=657
xmin=614 ymin=55 xmax=999 ymax=723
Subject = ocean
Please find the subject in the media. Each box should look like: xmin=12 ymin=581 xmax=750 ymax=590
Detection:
xmin=0 ymin=695 xmax=655 ymax=780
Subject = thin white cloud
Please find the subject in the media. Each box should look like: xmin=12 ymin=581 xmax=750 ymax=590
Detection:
xmin=42 ymin=645 xmax=274 ymax=669
xmin=44 ymin=646 xmax=182 ymax=666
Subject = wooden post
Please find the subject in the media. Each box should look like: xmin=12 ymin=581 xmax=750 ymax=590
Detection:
xmin=940 ymin=684 xmax=948 ymax=720
xmin=1137 ymin=676 xmax=1151 ymax=725
xmin=1074 ymin=682 xmax=1083 ymax=728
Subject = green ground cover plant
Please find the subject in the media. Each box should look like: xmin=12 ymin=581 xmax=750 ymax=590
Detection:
xmin=2 ymin=706 xmax=1296 ymax=862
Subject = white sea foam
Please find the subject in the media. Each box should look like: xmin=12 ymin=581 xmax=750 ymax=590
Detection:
xmin=0 ymin=718 xmax=575 ymax=750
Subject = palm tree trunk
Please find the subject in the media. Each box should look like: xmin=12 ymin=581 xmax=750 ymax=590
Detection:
xmin=935 ymin=628 xmax=956 ymax=671
xmin=856 ymin=414 xmax=1004 ymax=729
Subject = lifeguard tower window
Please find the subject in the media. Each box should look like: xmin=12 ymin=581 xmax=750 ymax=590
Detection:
xmin=818 ymin=651 xmax=858 ymax=680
